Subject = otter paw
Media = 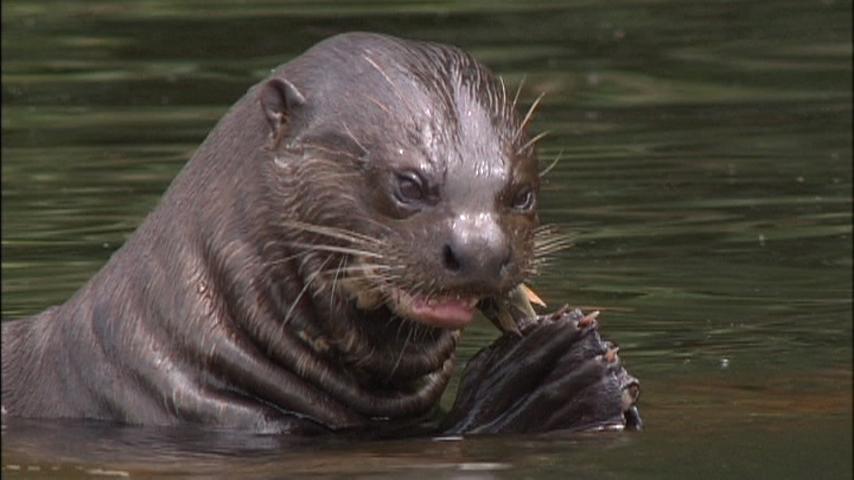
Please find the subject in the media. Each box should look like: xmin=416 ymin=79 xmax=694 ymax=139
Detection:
xmin=442 ymin=307 xmax=641 ymax=434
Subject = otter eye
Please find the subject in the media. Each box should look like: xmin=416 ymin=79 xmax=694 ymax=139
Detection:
xmin=512 ymin=187 xmax=535 ymax=211
xmin=394 ymin=172 xmax=426 ymax=204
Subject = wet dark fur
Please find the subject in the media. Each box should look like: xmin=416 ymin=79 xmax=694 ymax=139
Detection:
xmin=2 ymin=33 xmax=638 ymax=435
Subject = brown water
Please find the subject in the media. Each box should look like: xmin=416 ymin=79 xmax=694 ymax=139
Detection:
xmin=2 ymin=1 xmax=852 ymax=479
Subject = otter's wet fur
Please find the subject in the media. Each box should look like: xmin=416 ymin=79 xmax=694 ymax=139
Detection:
xmin=2 ymin=33 xmax=637 ymax=435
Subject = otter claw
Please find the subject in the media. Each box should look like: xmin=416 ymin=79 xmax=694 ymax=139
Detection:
xmin=579 ymin=310 xmax=600 ymax=328
xmin=605 ymin=346 xmax=620 ymax=363
xmin=551 ymin=304 xmax=572 ymax=320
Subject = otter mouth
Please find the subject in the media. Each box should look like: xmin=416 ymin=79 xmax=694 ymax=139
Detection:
xmin=335 ymin=257 xmax=487 ymax=330
xmin=389 ymin=288 xmax=481 ymax=329
xmin=340 ymin=271 xmax=482 ymax=329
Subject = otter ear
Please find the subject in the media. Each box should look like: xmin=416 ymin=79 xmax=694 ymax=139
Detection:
xmin=259 ymin=77 xmax=306 ymax=136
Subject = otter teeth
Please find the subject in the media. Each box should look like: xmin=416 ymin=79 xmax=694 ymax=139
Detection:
xmin=415 ymin=295 xmax=480 ymax=309
xmin=428 ymin=296 xmax=479 ymax=308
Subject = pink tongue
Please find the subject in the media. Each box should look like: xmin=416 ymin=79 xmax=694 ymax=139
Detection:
xmin=410 ymin=298 xmax=476 ymax=329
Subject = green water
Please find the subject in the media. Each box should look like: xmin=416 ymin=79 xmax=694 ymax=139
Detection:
xmin=2 ymin=1 xmax=851 ymax=479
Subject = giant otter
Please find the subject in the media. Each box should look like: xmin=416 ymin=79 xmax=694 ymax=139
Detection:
xmin=2 ymin=32 xmax=640 ymax=435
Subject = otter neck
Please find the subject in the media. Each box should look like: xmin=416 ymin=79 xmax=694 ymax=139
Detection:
xmin=281 ymin=249 xmax=459 ymax=385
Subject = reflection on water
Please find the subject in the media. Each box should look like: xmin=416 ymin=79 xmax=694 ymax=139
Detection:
xmin=2 ymin=0 xmax=851 ymax=478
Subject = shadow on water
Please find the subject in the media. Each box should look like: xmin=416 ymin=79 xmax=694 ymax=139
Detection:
xmin=2 ymin=0 xmax=851 ymax=478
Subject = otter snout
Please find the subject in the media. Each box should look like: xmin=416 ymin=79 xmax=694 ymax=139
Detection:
xmin=441 ymin=213 xmax=512 ymax=291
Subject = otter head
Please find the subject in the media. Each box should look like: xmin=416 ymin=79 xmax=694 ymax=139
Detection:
xmin=259 ymin=33 xmax=549 ymax=332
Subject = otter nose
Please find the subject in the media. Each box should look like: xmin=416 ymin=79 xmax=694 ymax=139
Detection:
xmin=441 ymin=214 xmax=511 ymax=289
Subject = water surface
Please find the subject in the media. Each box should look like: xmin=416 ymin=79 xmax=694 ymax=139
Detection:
xmin=2 ymin=1 xmax=851 ymax=478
